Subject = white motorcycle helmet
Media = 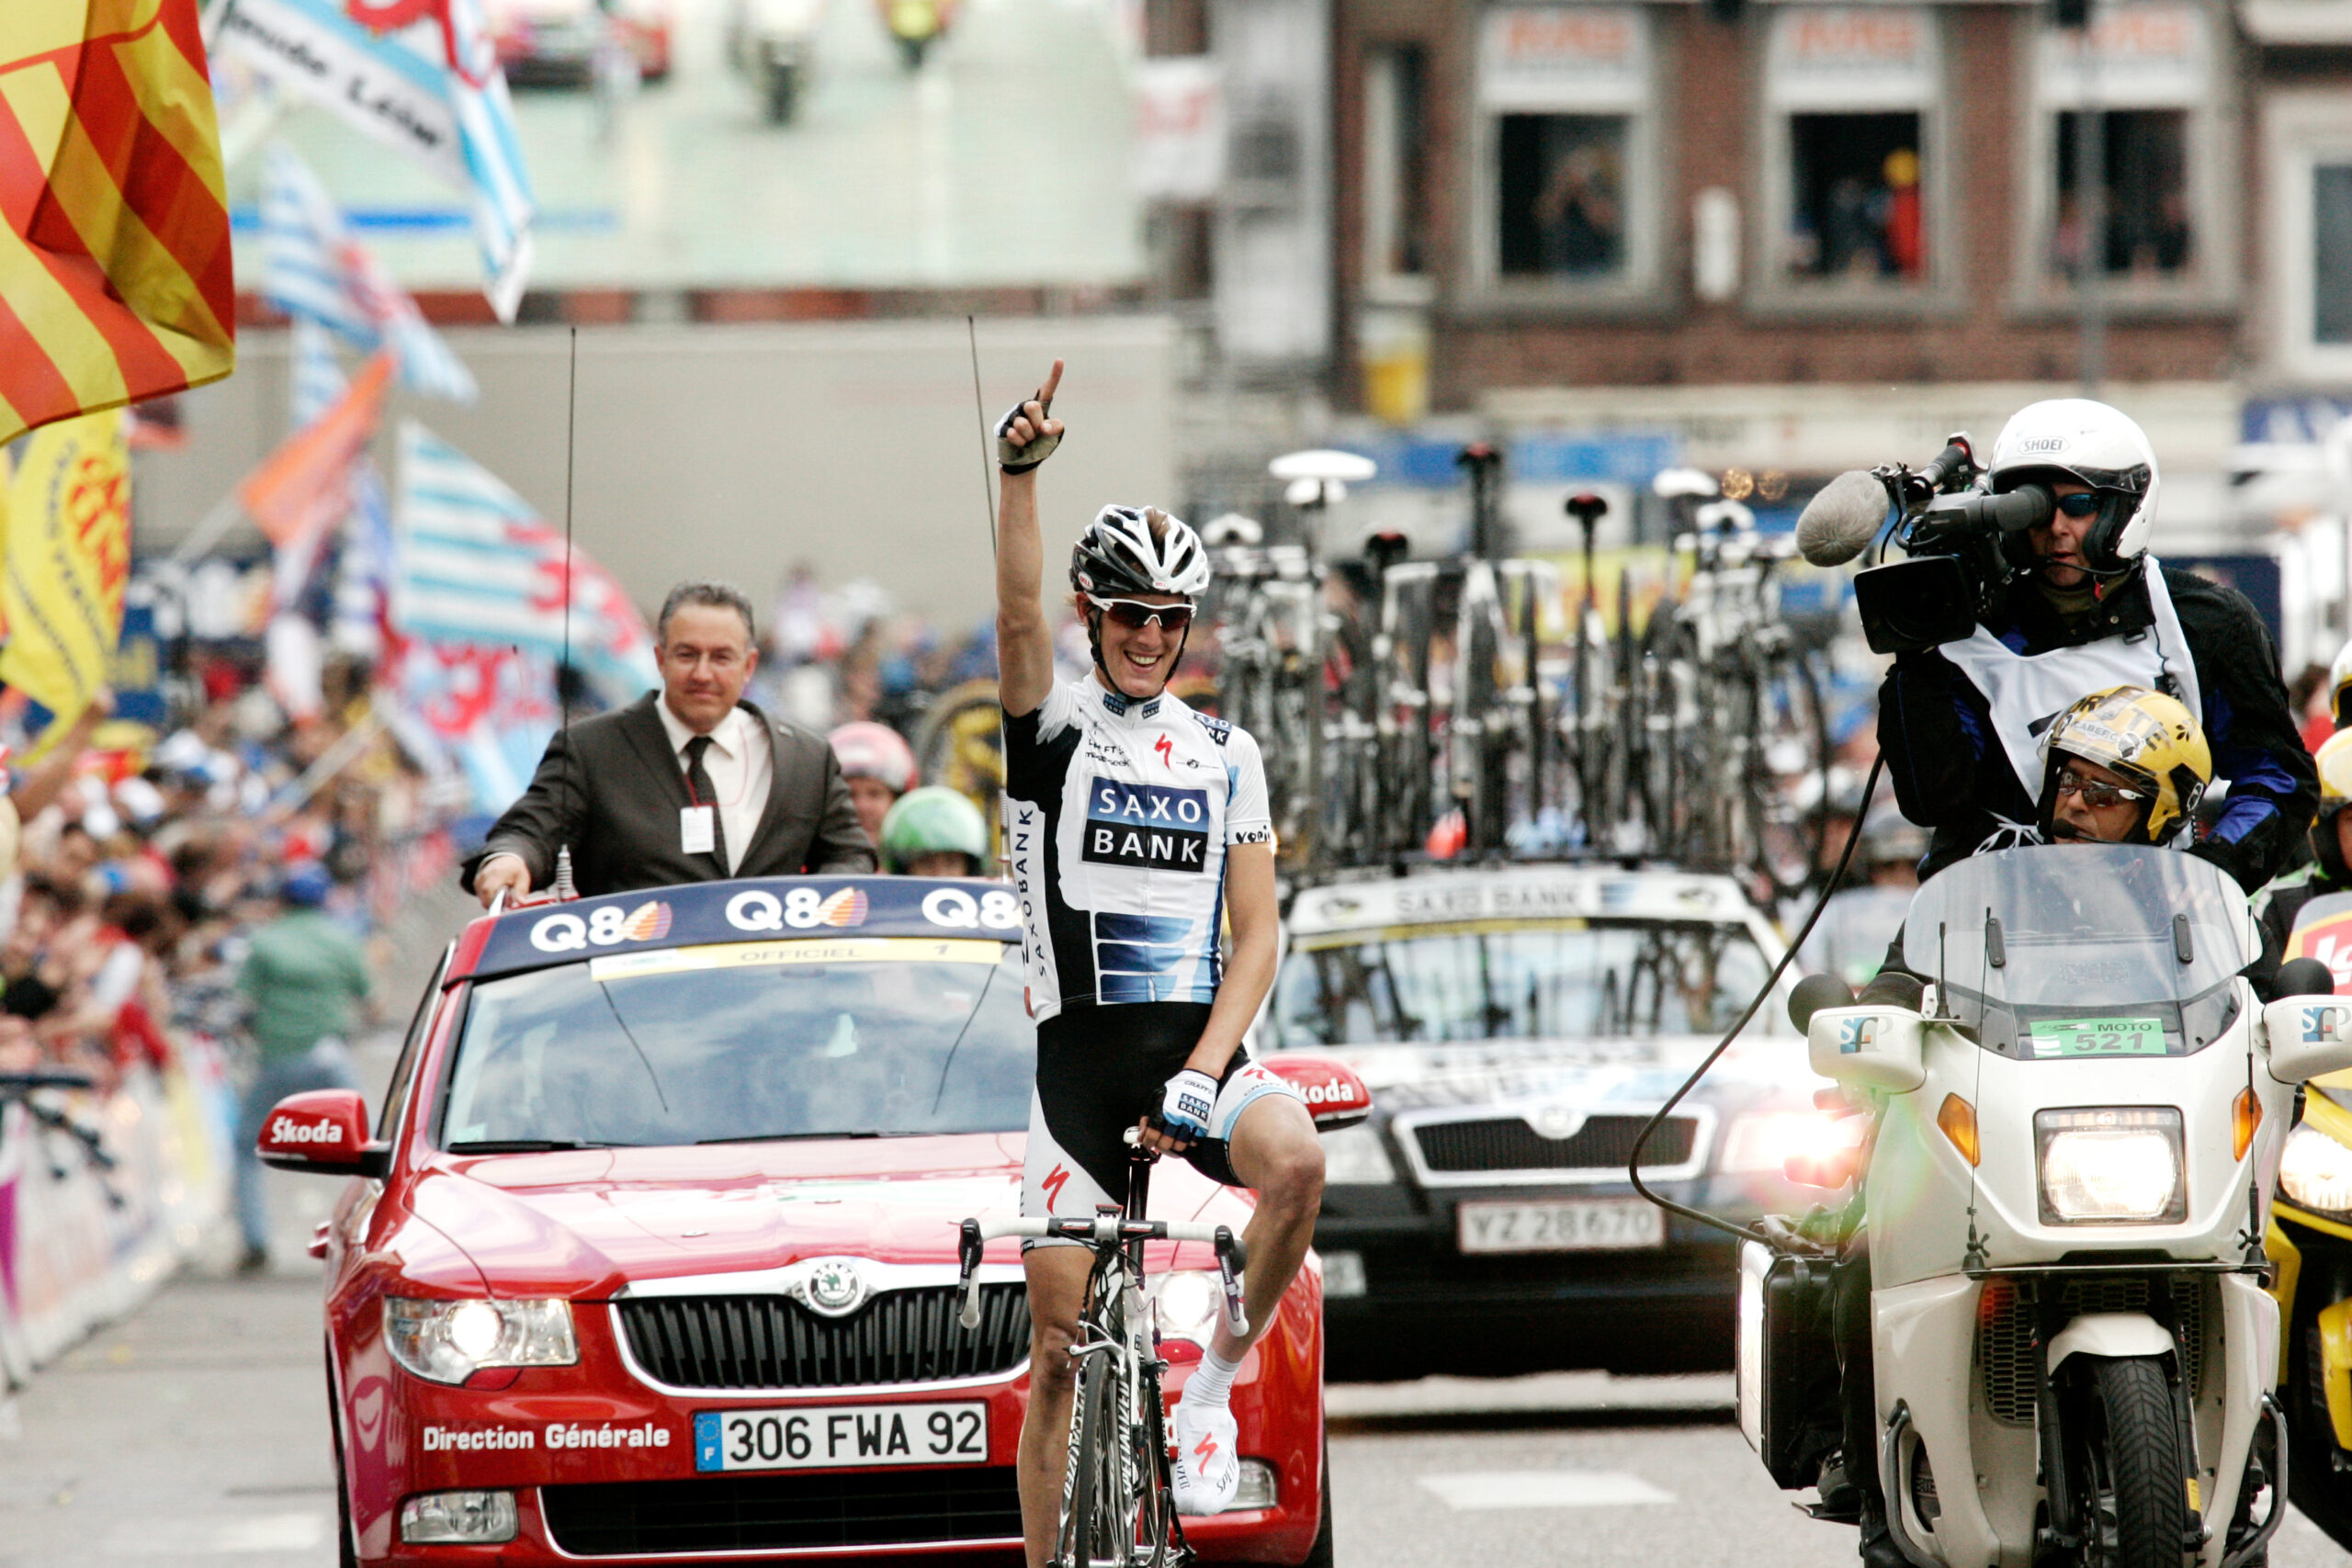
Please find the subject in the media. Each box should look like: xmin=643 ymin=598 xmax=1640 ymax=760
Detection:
xmin=1986 ymin=399 xmax=2160 ymax=574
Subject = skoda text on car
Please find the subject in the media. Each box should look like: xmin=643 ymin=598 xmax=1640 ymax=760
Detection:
xmin=259 ymin=877 xmax=1331 ymax=1566
xmin=1265 ymin=864 xmax=1824 ymax=1378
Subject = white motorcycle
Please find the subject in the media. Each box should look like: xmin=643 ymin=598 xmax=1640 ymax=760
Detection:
xmin=1738 ymin=842 xmax=2352 ymax=1568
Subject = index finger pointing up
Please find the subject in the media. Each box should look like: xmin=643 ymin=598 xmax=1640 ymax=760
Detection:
xmin=1035 ymin=359 xmax=1064 ymax=407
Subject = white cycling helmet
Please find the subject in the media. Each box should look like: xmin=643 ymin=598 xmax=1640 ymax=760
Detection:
xmin=1069 ymin=505 xmax=1212 ymax=598
xmin=2326 ymin=636 xmax=2352 ymax=728
xmin=1986 ymin=399 xmax=2160 ymax=573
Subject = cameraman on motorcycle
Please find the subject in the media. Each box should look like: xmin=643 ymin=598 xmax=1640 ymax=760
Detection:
xmin=1879 ymin=399 xmax=2312 ymax=892
xmin=1831 ymin=684 xmax=2216 ymax=1567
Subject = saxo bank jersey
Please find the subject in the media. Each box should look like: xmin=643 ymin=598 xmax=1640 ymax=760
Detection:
xmin=1001 ymin=676 xmax=1272 ymax=1021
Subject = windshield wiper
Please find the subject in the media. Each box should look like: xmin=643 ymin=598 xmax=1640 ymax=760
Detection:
xmin=446 ymin=1138 xmax=631 ymax=1153
xmin=695 ymin=1130 xmax=905 ymax=1145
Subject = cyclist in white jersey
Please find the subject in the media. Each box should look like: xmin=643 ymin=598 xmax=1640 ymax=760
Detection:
xmin=993 ymin=362 xmax=1326 ymax=1558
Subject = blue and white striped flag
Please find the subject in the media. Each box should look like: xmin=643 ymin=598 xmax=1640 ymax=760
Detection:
xmin=261 ymin=144 xmax=479 ymax=404
xmin=446 ymin=0 xmax=535 ymax=322
xmin=393 ymin=420 xmax=656 ymax=708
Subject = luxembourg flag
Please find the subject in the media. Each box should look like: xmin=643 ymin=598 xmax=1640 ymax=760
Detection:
xmin=260 ymin=144 xmax=478 ymax=404
xmin=392 ymin=419 xmax=657 ymax=709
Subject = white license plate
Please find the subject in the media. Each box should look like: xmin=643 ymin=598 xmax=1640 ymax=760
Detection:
xmin=1456 ymin=1198 xmax=1665 ymax=1254
xmin=693 ymin=1402 xmax=988 ymax=1472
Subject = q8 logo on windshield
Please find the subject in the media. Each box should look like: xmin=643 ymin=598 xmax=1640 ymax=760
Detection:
xmin=1838 ymin=1017 xmax=1878 ymax=1055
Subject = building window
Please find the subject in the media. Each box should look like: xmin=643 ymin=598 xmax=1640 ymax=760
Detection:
xmin=1759 ymin=7 xmax=1941 ymax=300
xmin=1497 ymin=113 xmax=1627 ymax=279
xmin=2263 ymin=90 xmax=2352 ymax=377
xmin=2051 ymin=108 xmax=2193 ymax=278
xmin=2024 ymin=0 xmax=2233 ymax=308
xmin=1472 ymin=6 xmax=1657 ymax=302
xmin=1363 ymin=44 xmax=1432 ymax=299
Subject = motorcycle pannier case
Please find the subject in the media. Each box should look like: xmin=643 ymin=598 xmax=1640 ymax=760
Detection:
xmin=1736 ymin=1243 xmax=1841 ymax=1489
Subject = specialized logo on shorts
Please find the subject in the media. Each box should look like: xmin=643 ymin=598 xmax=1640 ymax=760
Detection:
xmin=1041 ymin=1163 xmax=1072 ymax=1209
xmin=1083 ymin=778 xmax=1210 ymax=873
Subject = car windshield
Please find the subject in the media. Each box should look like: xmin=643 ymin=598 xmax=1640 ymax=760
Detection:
xmin=1272 ymin=919 xmax=1780 ymax=1046
xmin=437 ymin=939 xmax=1034 ymax=1149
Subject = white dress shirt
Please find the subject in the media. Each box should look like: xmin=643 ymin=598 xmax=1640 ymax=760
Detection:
xmin=657 ymin=700 xmax=773 ymax=875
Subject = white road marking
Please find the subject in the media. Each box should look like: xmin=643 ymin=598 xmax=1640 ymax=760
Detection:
xmin=1417 ymin=1470 xmax=1675 ymax=1510
xmin=103 ymin=1513 xmax=327 ymax=1554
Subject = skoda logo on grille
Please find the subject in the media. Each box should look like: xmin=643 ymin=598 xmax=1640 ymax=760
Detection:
xmin=797 ymin=1258 xmax=870 ymax=1316
xmin=1531 ymin=1104 xmax=1585 ymax=1142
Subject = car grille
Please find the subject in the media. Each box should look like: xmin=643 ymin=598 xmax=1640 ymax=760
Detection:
xmin=1976 ymin=1276 xmax=2207 ymax=1426
xmin=1411 ymin=1113 xmax=1697 ymax=1175
xmin=540 ymin=1468 xmax=1023 ymax=1556
xmin=616 ymin=1285 xmax=1029 ymax=1391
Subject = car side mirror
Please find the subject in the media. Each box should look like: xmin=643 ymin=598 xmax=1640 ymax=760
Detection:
xmin=256 ymin=1089 xmax=391 ymax=1179
xmin=1260 ymin=1054 xmax=1372 ymax=1132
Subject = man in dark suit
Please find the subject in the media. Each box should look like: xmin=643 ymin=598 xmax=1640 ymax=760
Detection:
xmin=463 ymin=580 xmax=875 ymax=906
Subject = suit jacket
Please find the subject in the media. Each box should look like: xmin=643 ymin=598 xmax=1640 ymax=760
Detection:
xmin=459 ymin=694 xmax=876 ymax=897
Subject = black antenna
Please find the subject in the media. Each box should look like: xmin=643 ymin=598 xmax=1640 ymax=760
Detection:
xmin=967 ymin=316 xmax=997 ymax=556
xmin=554 ymin=326 xmax=581 ymax=899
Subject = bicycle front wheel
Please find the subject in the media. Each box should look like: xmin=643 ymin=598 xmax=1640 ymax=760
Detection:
xmin=1057 ymin=1350 xmax=1119 ymax=1568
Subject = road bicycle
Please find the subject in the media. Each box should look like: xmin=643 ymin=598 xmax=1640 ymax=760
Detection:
xmin=956 ymin=1130 xmax=1249 ymax=1568
xmin=1202 ymin=535 xmax=1329 ymax=866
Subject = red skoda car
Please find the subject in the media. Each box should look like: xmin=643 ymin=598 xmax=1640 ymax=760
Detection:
xmin=261 ymin=877 xmax=1338 ymax=1566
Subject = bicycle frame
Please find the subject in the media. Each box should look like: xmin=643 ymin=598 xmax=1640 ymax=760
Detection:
xmin=956 ymin=1140 xmax=1249 ymax=1568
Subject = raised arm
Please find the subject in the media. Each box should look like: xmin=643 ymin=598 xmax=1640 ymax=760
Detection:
xmin=995 ymin=360 xmax=1064 ymax=719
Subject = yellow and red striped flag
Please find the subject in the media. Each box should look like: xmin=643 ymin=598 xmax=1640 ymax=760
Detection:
xmin=0 ymin=0 xmax=236 ymax=448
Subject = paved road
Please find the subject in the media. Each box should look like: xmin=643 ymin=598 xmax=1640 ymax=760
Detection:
xmin=6 ymin=1264 xmax=2349 ymax=1567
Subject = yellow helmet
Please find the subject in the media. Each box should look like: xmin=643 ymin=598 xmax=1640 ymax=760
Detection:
xmin=2330 ymin=638 xmax=2352 ymax=728
xmin=2036 ymin=685 xmax=2211 ymax=845
xmin=2318 ymin=728 xmax=2352 ymax=811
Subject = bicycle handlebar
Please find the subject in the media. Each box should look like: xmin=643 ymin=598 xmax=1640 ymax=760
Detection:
xmin=954 ymin=1214 xmax=1249 ymax=1339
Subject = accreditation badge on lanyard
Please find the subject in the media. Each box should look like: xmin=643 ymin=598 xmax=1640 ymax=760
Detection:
xmin=681 ymin=806 xmax=717 ymax=855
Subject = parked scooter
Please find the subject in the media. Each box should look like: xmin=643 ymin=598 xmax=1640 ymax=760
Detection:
xmin=1740 ymin=842 xmax=2338 ymax=1568
xmin=2266 ymin=892 xmax=2352 ymax=1551
xmin=876 ymin=0 xmax=954 ymax=68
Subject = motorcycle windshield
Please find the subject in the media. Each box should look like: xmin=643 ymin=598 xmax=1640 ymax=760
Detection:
xmin=1898 ymin=844 xmax=2249 ymax=1059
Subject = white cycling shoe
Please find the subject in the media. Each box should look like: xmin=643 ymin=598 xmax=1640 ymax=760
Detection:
xmin=1170 ymin=1400 xmax=1240 ymax=1515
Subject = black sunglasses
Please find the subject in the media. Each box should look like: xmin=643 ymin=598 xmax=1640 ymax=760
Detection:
xmin=1089 ymin=596 xmax=1195 ymax=632
xmin=2052 ymin=491 xmax=2106 ymax=518
xmin=2055 ymin=766 xmax=2147 ymax=809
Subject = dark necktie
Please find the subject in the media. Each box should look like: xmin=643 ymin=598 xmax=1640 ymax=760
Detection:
xmin=684 ymin=735 xmax=729 ymax=873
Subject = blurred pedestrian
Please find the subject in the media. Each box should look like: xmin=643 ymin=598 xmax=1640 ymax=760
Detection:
xmin=232 ymin=862 xmax=370 ymax=1274
xmin=829 ymin=721 xmax=919 ymax=842
xmin=879 ymin=785 xmax=990 ymax=877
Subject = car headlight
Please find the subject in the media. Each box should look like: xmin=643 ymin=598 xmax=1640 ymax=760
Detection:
xmin=1719 ymin=1110 xmax=1852 ymax=1175
xmin=384 ymin=1297 xmax=579 ymax=1384
xmin=2280 ymin=1123 xmax=2352 ymax=1218
xmin=2035 ymin=1108 xmax=2186 ymax=1225
xmin=1153 ymin=1271 xmax=1223 ymax=1345
xmin=1321 ymin=1123 xmax=1395 ymax=1184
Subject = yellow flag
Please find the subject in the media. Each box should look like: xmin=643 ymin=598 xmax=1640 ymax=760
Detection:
xmin=0 ymin=410 xmax=130 ymax=728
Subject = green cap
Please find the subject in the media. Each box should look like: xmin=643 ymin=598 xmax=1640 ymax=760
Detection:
xmin=879 ymin=785 xmax=989 ymax=873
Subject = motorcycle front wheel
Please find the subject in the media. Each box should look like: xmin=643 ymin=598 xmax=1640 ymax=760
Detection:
xmin=2073 ymin=1355 xmax=2188 ymax=1568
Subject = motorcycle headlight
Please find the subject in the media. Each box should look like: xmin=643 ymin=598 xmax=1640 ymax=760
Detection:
xmin=384 ymin=1297 xmax=578 ymax=1385
xmin=2279 ymin=1123 xmax=2352 ymax=1218
xmin=1152 ymin=1271 xmax=1223 ymax=1345
xmin=2035 ymin=1108 xmax=2186 ymax=1225
xmin=1321 ymin=1123 xmax=1396 ymax=1185
xmin=1719 ymin=1110 xmax=1852 ymax=1175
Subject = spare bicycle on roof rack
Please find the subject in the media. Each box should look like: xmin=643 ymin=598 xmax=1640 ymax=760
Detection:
xmin=1186 ymin=444 xmax=1832 ymax=903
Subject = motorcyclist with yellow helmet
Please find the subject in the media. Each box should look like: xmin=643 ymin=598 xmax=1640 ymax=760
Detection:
xmin=2256 ymin=726 xmax=2352 ymax=958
